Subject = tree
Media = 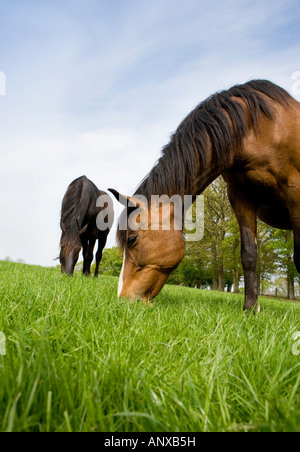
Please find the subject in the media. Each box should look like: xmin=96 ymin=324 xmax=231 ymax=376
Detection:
xmin=91 ymin=247 xmax=124 ymax=277
xmin=255 ymin=222 xmax=278 ymax=295
xmin=268 ymin=229 xmax=297 ymax=299
xmin=167 ymin=253 xmax=213 ymax=288
xmin=184 ymin=177 xmax=241 ymax=292
xmin=222 ymin=214 xmax=242 ymax=293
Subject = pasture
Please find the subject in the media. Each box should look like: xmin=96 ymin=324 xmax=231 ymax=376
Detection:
xmin=0 ymin=260 xmax=299 ymax=432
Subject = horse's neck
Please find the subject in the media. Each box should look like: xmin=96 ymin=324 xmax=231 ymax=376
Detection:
xmin=193 ymin=150 xmax=228 ymax=195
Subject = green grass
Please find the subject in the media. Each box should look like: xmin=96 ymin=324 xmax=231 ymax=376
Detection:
xmin=0 ymin=261 xmax=299 ymax=432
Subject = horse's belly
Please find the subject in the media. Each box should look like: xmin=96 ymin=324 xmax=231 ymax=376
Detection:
xmin=258 ymin=204 xmax=292 ymax=230
xmin=224 ymin=171 xmax=293 ymax=230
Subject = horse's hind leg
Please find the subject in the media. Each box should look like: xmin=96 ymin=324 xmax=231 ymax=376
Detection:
xmin=94 ymin=237 xmax=107 ymax=277
xmin=82 ymin=241 xmax=88 ymax=275
xmin=228 ymin=187 xmax=259 ymax=312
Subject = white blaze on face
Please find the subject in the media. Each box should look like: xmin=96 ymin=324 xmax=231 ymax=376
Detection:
xmin=118 ymin=253 xmax=126 ymax=298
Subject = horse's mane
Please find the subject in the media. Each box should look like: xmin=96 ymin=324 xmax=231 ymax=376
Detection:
xmin=60 ymin=176 xmax=87 ymax=244
xmin=117 ymin=80 xmax=293 ymax=248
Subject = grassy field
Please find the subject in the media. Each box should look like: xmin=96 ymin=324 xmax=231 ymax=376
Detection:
xmin=0 ymin=260 xmax=299 ymax=432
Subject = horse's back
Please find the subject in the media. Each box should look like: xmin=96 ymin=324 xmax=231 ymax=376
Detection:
xmin=224 ymin=97 xmax=300 ymax=230
xmin=78 ymin=177 xmax=113 ymax=237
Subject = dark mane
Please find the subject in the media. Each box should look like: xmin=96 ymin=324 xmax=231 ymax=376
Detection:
xmin=117 ymin=80 xmax=293 ymax=248
xmin=60 ymin=176 xmax=87 ymax=243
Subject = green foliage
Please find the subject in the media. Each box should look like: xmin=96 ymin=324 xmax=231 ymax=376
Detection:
xmin=167 ymin=255 xmax=213 ymax=288
xmin=0 ymin=261 xmax=300 ymax=432
xmin=91 ymin=247 xmax=124 ymax=277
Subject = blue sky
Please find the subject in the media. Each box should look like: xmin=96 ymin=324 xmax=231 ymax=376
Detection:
xmin=0 ymin=0 xmax=300 ymax=265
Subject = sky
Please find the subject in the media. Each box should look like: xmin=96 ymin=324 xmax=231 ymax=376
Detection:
xmin=0 ymin=0 xmax=300 ymax=266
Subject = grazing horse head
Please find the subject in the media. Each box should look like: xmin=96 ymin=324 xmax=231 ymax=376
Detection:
xmin=59 ymin=222 xmax=88 ymax=276
xmin=109 ymin=190 xmax=185 ymax=302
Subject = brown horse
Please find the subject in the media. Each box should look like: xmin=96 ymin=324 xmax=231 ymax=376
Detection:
xmin=60 ymin=176 xmax=114 ymax=276
xmin=109 ymin=80 xmax=300 ymax=310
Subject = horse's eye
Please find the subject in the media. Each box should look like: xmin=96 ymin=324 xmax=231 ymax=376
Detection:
xmin=127 ymin=235 xmax=138 ymax=248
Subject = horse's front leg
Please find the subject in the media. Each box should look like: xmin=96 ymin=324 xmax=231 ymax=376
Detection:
xmin=83 ymin=238 xmax=96 ymax=276
xmin=228 ymin=187 xmax=259 ymax=312
xmin=240 ymin=223 xmax=259 ymax=312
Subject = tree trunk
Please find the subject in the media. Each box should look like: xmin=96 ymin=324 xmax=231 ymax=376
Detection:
xmin=287 ymin=255 xmax=295 ymax=299
xmin=287 ymin=276 xmax=295 ymax=299
xmin=212 ymin=247 xmax=219 ymax=291
xmin=257 ymin=273 xmax=261 ymax=296
xmin=227 ymin=283 xmax=233 ymax=293
xmin=233 ymin=268 xmax=240 ymax=293
xmin=213 ymin=272 xmax=219 ymax=291
xmin=218 ymin=268 xmax=224 ymax=291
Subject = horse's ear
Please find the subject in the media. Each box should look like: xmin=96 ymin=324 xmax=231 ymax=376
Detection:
xmin=108 ymin=189 xmax=143 ymax=209
xmin=79 ymin=224 xmax=89 ymax=236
